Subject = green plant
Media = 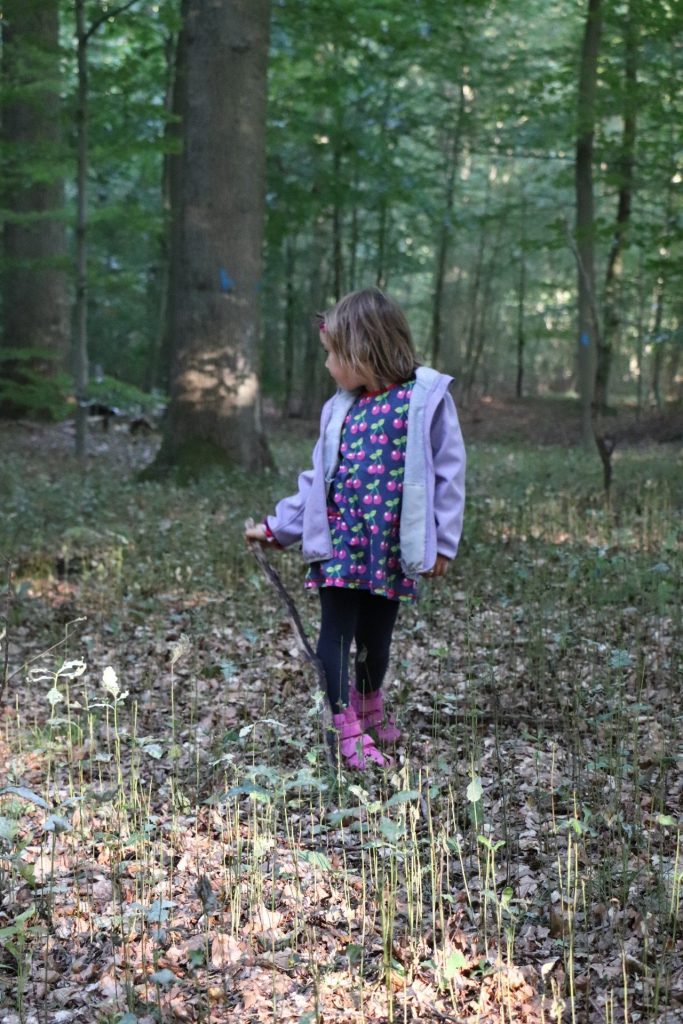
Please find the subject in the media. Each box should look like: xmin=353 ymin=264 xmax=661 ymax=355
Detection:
xmin=0 ymin=348 xmax=71 ymax=421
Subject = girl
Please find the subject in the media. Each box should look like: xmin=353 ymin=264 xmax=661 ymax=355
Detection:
xmin=245 ymin=287 xmax=466 ymax=770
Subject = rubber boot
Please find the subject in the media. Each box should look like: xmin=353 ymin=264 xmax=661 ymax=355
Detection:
xmin=332 ymin=706 xmax=386 ymax=769
xmin=350 ymin=686 xmax=401 ymax=744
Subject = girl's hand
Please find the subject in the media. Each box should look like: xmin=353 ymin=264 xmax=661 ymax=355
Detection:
xmin=422 ymin=554 xmax=450 ymax=579
xmin=244 ymin=522 xmax=283 ymax=549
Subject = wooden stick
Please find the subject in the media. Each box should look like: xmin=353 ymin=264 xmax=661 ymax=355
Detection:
xmin=244 ymin=521 xmax=336 ymax=765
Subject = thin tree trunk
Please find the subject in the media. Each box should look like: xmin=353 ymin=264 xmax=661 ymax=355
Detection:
xmin=374 ymin=83 xmax=396 ymax=292
xmin=348 ymin=162 xmax=359 ymax=292
xmin=73 ymin=0 xmax=140 ymax=459
xmin=595 ymin=0 xmax=637 ymax=414
xmin=634 ymin=247 xmax=645 ymax=415
xmin=650 ymin=278 xmax=665 ymax=410
xmin=146 ymin=29 xmax=177 ymax=393
xmin=463 ymin=210 xmax=504 ymax=399
xmin=74 ymin=0 xmax=89 ymax=461
xmin=431 ymin=83 xmax=465 ymax=367
xmin=376 ymin=196 xmax=388 ymax=291
xmin=332 ymin=135 xmax=344 ymax=301
xmin=516 ymin=189 xmax=527 ymax=399
xmin=575 ymin=0 xmax=603 ymax=448
xmin=300 ymin=226 xmax=328 ymax=414
xmin=283 ymin=236 xmax=296 ymax=415
xmin=461 ymin=172 xmax=492 ymax=400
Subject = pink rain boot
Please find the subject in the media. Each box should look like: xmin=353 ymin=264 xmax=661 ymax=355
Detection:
xmin=332 ymin=706 xmax=386 ymax=770
xmin=350 ymin=687 xmax=401 ymax=744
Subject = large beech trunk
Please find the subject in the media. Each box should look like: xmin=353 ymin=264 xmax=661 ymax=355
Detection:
xmin=159 ymin=0 xmax=271 ymax=473
xmin=0 ymin=0 xmax=68 ymax=404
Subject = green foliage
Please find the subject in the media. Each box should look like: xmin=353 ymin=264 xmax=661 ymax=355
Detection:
xmin=140 ymin=436 xmax=237 ymax=484
xmin=0 ymin=0 xmax=681 ymax=413
xmin=88 ymin=375 xmax=165 ymax=414
xmin=0 ymin=348 xmax=70 ymax=420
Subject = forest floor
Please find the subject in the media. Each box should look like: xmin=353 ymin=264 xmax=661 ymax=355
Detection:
xmin=0 ymin=395 xmax=682 ymax=1024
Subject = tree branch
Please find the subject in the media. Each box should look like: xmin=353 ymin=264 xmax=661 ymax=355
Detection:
xmin=244 ymin=521 xmax=335 ymax=766
xmin=84 ymin=0 xmax=141 ymax=44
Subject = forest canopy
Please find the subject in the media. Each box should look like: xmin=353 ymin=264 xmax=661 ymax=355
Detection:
xmin=0 ymin=0 xmax=681 ymax=453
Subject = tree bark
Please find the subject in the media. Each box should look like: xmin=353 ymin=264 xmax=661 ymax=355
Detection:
xmin=430 ymin=83 xmax=465 ymax=368
xmin=145 ymin=29 xmax=178 ymax=394
xmin=73 ymin=0 xmax=140 ymax=458
xmin=0 ymin=0 xmax=68 ymax=414
xmin=74 ymin=0 xmax=89 ymax=459
xmin=595 ymin=0 xmax=637 ymax=414
xmin=283 ymin=235 xmax=296 ymax=415
xmin=332 ymin=136 xmax=344 ymax=301
xmin=516 ymin=189 xmax=527 ymax=399
xmin=156 ymin=0 xmax=271 ymax=474
xmin=575 ymin=0 xmax=603 ymax=448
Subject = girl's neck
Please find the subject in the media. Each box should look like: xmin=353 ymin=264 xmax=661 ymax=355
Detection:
xmin=362 ymin=382 xmax=397 ymax=397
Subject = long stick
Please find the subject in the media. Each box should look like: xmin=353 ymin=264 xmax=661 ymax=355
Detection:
xmin=244 ymin=521 xmax=335 ymax=765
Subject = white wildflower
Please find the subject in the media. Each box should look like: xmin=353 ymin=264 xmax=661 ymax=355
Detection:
xmin=102 ymin=666 xmax=120 ymax=697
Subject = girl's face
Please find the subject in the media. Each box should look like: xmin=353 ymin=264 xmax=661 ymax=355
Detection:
xmin=320 ymin=332 xmax=369 ymax=391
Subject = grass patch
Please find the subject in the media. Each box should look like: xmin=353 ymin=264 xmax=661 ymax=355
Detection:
xmin=0 ymin=425 xmax=682 ymax=1022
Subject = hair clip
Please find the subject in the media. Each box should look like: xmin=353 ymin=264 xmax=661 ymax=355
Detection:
xmin=319 ymin=321 xmax=327 ymax=332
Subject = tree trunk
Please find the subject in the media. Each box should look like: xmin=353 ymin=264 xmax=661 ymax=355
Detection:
xmin=595 ymin=0 xmax=637 ymax=415
xmin=155 ymin=0 xmax=271 ymax=475
xmin=634 ymin=247 xmax=645 ymax=415
xmin=348 ymin=162 xmax=359 ymax=292
xmin=575 ymin=0 xmax=603 ymax=448
xmin=463 ymin=207 xmax=504 ymax=400
xmin=0 ymin=0 xmax=68 ymax=415
xmin=73 ymin=0 xmax=140 ymax=458
xmin=145 ymin=29 xmax=178 ymax=394
xmin=430 ymin=83 xmax=465 ymax=368
xmin=332 ymin=136 xmax=344 ymax=301
xmin=74 ymin=0 xmax=89 ymax=459
xmin=461 ymin=171 xmax=492 ymax=401
xmin=283 ymin=235 xmax=296 ymax=415
xmin=650 ymin=277 xmax=665 ymax=410
xmin=516 ymin=189 xmax=527 ymax=399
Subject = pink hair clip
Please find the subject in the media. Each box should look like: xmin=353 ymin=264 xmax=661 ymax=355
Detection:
xmin=319 ymin=320 xmax=327 ymax=332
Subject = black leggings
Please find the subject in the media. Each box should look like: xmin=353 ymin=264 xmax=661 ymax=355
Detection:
xmin=316 ymin=587 xmax=400 ymax=713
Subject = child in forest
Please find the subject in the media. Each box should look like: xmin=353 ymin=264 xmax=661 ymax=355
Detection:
xmin=245 ymin=287 xmax=466 ymax=770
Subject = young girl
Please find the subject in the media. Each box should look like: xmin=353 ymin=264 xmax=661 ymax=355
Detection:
xmin=245 ymin=287 xmax=466 ymax=770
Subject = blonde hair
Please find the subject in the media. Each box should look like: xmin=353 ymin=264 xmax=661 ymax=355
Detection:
xmin=322 ymin=287 xmax=417 ymax=389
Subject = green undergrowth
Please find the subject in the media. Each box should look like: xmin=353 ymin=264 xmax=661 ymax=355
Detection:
xmin=0 ymin=430 xmax=682 ymax=1022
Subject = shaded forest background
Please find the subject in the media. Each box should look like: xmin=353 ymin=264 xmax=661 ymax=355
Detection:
xmin=0 ymin=0 xmax=681 ymax=458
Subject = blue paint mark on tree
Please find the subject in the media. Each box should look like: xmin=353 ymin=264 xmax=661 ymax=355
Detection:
xmin=219 ymin=268 xmax=235 ymax=293
xmin=580 ymin=332 xmax=590 ymax=347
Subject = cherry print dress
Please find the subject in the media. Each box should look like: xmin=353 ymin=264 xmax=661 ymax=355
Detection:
xmin=305 ymin=380 xmax=418 ymax=603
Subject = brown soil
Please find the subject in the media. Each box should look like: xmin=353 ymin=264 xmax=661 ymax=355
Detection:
xmin=458 ymin=394 xmax=683 ymax=448
xmin=0 ymin=396 xmax=681 ymax=473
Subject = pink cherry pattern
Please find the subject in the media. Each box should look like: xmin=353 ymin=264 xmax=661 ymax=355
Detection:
xmin=306 ymin=379 xmax=417 ymax=603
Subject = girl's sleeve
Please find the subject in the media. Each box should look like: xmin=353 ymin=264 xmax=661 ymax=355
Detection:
xmin=431 ymin=393 xmax=466 ymax=559
xmin=264 ymin=438 xmax=321 ymax=548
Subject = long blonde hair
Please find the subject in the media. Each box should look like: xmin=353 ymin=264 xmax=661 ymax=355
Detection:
xmin=321 ymin=287 xmax=417 ymax=389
